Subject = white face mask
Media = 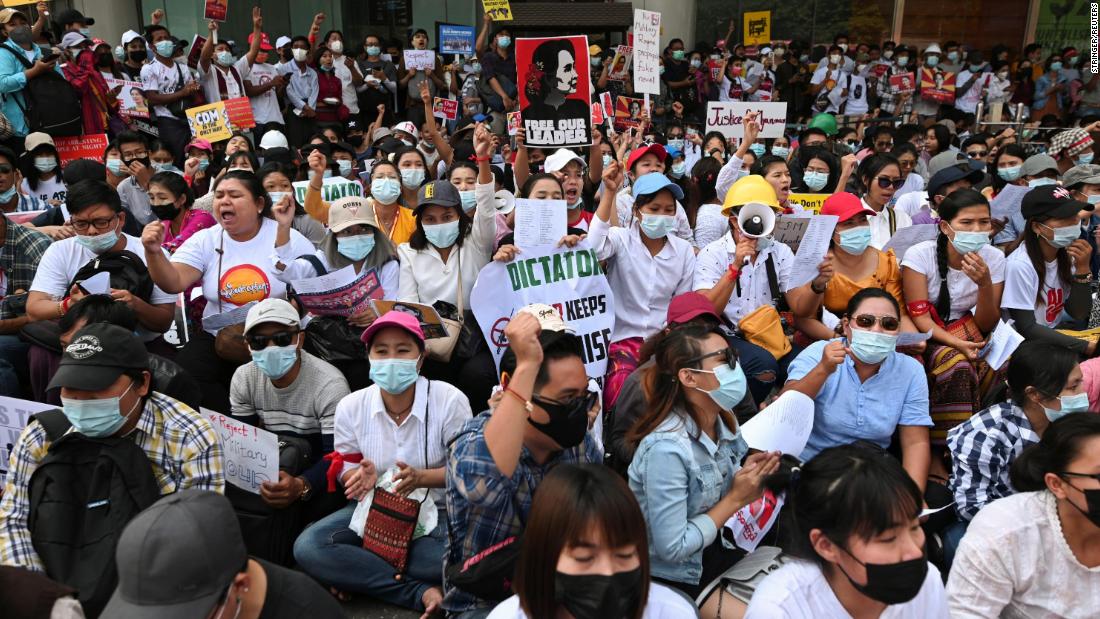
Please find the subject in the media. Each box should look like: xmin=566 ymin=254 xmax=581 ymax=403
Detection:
xmin=292 ymin=48 xmax=308 ymax=62
xmin=329 ymin=40 xmax=343 ymax=55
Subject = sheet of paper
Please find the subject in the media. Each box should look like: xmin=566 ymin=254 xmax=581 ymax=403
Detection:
xmin=201 ymin=408 xmax=279 ymax=495
xmin=783 ymin=214 xmax=838 ymax=289
xmin=0 ymin=396 xmax=57 ymax=483
xmin=201 ymin=301 xmax=256 ymax=333
xmin=78 ymin=272 xmax=111 ymax=295
xmin=881 ymin=223 xmax=939 ymax=261
xmin=896 ymin=329 xmax=933 ymax=347
xmin=981 ymin=319 xmax=1024 ymax=371
xmin=291 ymin=265 xmax=382 ymax=317
xmin=741 ymin=390 xmax=815 ymax=456
xmin=920 ymin=504 xmax=952 ymax=519
xmin=513 ymin=199 xmax=567 ymax=248
xmin=725 ymin=489 xmax=784 ymax=552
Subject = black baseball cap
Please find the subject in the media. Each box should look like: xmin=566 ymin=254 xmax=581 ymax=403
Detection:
xmin=1021 ymin=184 xmax=1094 ymax=220
xmin=57 ymin=9 xmax=94 ymax=27
xmin=47 ymin=323 xmax=149 ymax=392
xmin=415 ymin=180 xmax=460 ymax=211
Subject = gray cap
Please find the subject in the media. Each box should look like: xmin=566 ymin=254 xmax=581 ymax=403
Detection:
xmin=1062 ymin=164 xmax=1100 ymax=189
xmin=928 ymin=150 xmax=968 ymax=177
xmin=415 ymin=179 xmax=461 ymax=211
xmin=102 ymin=490 xmax=247 ymax=619
xmin=1020 ymin=153 xmax=1060 ymax=178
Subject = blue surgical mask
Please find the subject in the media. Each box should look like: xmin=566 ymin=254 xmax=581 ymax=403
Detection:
xmin=848 ymin=328 xmax=898 ymax=364
xmin=1041 ymin=222 xmax=1081 ymax=249
xmin=667 ymin=139 xmax=685 ymax=152
xmin=76 ymin=226 xmax=120 ymax=254
xmin=34 ymin=157 xmax=56 ymax=172
xmin=366 ymin=46 xmax=381 ymax=57
xmin=690 ymin=58 xmax=702 ymax=69
xmin=640 ymin=214 xmax=676 ymax=239
xmin=424 ymin=219 xmax=460 ymax=247
xmin=998 ymin=165 xmax=1022 ymax=181
xmin=267 ymin=191 xmax=290 ymax=207
xmin=568 ymin=198 xmax=583 ymax=210
xmin=196 ymin=158 xmax=210 ymax=172
xmin=1044 ymin=391 xmax=1090 ymax=421
xmin=0 ymin=186 xmax=16 ymax=203
xmin=497 ymin=36 xmax=511 ymax=49
xmin=106 ymin=158 xmax=125 ymax=176
xmin=250 ymin=343 xmax=299 ymax=380
xmin=369 ymin=357 xmax=420 ymax=394
xmin=459 ymin=189 xmax=477 ymax=212
xmin=1050 ymin=61 xmax=1063 ymax=71
xmin=470 ymin=62 xmax=482 ymax=74
xmin=693 ymin=363 xmax=748 ymax=411
xmin=896 ymin=56 xmax=909 ymax=67
xmin=837 ymin=226 xmax=872 ymax=255
xmin=772 ymin=146 xmax=790 ymax=159
xmin=155 ymin=40 xmax=176 ymax=58
xmin=1028 ymin=177 xmax=1057 ymax=188
xmin=113 ymin=45 xmax=125 ymax=62
xmin=949 ymin=225 xmax=991 ymax=254
xmin=926 ymin=56 xmax=940 ymax=67
xmin=80 ymin=27 xmax=92 ymax=38
xmin=401 ymin=168 xmax=425 ymax=189
xmin=671 ymin=161 xmax=687 ymax=178
xmin=153 ymin=162 xmax=177 ymax=174
xmin=969 ymin=63 xmax=983 ymax=72
xmin=371 ymin=177 xmax=401 ymax=203
xmin=337 ymin=234 xmax=376 ymax=260
xmin=749 ymin=143 xmax=766 ymax=157
xmin=1077 ymin=153 xmax=1095 ymax=166
xmin=804 ymin=170 xmax=829 ymax=191
xmin=215 ymin=51 xmax=235 ymax=66
xmin=61 ymin=381 xmax=138 ymax=438
xmin=602 ymin=154 xmax=613 ymax=167
xmin=337 ymin=159 xmax=354 ymax=176
xmin=1088 ymin=194 xmax=1100 ymax=206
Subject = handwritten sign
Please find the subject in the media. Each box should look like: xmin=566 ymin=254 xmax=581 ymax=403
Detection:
xmin=201 ymin=408 xmax=278 ymax=494
xmin=55 ymin=134 xmax=108 ymax=165
xmin=705 ymin=101 xmax=787 ymax=139
xmin=292 ymin=177 xmax=363 ymax=206
xmin=403 ymin=49 xmax=435 ymax=71
xmin=186 ymin=100 xmax=233 ymax=142
xmin=0 ymin=396 xmax=57 ymax=483
xmin=743 ymin=10 xmax=771 ymax=46
xmin=482 ymin=0 xmax=512 ymax=20
xmin=433 ymin=97 xmax=458 ymax=120
xmin=632 ymin=9 xmax=661 ymax=95
xmin=787 ymin=193 xmax=829 ymax=214
xmin=439 ymin=24 xmax=475 ymax=55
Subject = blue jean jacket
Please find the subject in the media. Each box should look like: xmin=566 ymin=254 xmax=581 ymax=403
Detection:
xmin=628 ymin=410 xmax=748 ymax=585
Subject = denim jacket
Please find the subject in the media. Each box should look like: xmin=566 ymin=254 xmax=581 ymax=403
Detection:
xmin=628 ymin=410 xmax=748 ymax=584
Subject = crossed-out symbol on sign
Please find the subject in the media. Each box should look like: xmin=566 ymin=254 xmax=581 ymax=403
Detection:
xmin=491 ymin=317 xmax=510 ymax=349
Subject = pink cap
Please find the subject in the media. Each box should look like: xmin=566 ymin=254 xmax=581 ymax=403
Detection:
xmin=360 ymin=310 xmax=425 ymax=347
xmin=186 ymin=139 xmax=213 ymax=153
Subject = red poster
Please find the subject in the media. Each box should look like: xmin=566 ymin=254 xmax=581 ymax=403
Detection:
xmin=55 ymin=134 xmax=108 ymax=165
xmin=204 ymin=0 xmax=228 ymax=22
xmin=614 ymin=96 xmax=645 ymax=131
xmin=889 ymin=72 xmax=915 ymax=94
xmin=920 ymin=68 xmax=956 ymax=104
xmin=591 ymin=101 xmax=604 ymax=126
xmin=224 ymin=97 xmax=256 ymax=130
xmin=873 ymin=63 xmax=890 ymax=78
xmin=187 ymin=35 xmax=206 ymax=70
xmin=433 ymin=97 xmax=458 ymax=121
xmin=515 ymin=35 xmax=592 ymax=147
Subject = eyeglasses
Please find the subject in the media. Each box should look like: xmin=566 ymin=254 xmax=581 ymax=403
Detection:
xmin=246 ymin=330 xmax=300 ymax=350
xmin=853 ymin=314 xmax=901 ymax=331
xmin=967 ymin=150 xmax=989 ymax=158
xmin=1059 ymin=471 xmax=1100 ymax=484
xmin=875 ymin=176 xmax=905 ymax=190
xmin=685 ymin=347 xmax=738 ymax=370
xmin=531 ymin=389 xmax=599 ymax=416
xmin=0 ymin=164 xmax=13 ymax=174
xmin=69 ymin=214 xmax=118 ymax=233
xmin=875 ymin=141 xmax=894 ymax=149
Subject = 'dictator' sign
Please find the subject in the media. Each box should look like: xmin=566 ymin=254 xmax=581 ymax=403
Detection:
xmin=705 ymin=101 xmax=788 ymax=139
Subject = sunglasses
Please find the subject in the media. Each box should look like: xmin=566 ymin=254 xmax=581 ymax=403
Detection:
xmin=0 ymin=164 xmax=12 ymax=174
xmin=967 ymin=150 xmax=989 ymax=158
xmin=246 ymin=330 xmax=300 ymax=350
xmin=685 ymin=347 xmax=739 ymax=370
xmin=531 ymin=389 xmax=599 ymax=417
xmin=875 ymin=176 xmax=904 ymax=190
xmin=853 ymin=314 xmax=901 ymax=331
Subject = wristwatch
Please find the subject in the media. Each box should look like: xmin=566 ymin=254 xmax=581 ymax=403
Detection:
xmin=1074 ymin=272 xmax=1093 ymax=283
xmin=298 ymin=477 xmax=313 ymax=501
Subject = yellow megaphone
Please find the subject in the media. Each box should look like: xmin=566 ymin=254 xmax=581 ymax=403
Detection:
xmin=737 ymin=202 xmax=776 ymax=239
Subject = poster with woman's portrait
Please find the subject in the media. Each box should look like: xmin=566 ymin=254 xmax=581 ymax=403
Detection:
xmin=516 ymin=35 xmax=592 ymax=148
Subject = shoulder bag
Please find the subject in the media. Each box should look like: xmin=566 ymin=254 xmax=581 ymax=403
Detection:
xmin=425 ymin=252 xmax=464 ymax=363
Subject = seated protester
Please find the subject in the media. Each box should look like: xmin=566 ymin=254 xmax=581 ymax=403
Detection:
xmin=182 ymin=139 xmax=217 ymax=198
xmin=902 ymin=189 xmax=1006 ymax=448
xmin=26 ymin=179 xmax=176 ymax=342
xmin=947 ymin=413 xmax=1100 ymax=617
xmin=0 ymin=212 xmax=50 ymax=395
xmin=361 ymin=158 xmax=417 ymax=245
xmin=891 ymin=142 xmax=925 ymax=199
xmin=894 ymin=151 xmax=984 ymax=224
xmin=114 ymin=131 xmax=159 ymax=226
xmin=33 ymin=158 xmax=144 ymax=241
xmin=1002 ymin=185 xmax=1096 ymax=354
xmin=0 ymin=324 xmax=223 ymax=614
xmin=149 ymin=139 xmax=182 ymax=175
xmin=691 ymin=158 xmax=728 ymax=249
xmin=104 ymin=490 xmax=343 ymax=618
xmin=394 ymin=146 xmax=433 ymax=211
xmin=985 ymin=143 xmax=1028 ymax=203
xmin=627 ymin=322 xmax=781 ymax=617
xmin=296 ymin=310 xmax=471 ymax=614
xmin=745 ymin=443 xmax=949 ymax=618
xmin=488 ymin=464 xmax=696 ymax=619
xmin=141 ymin=171 xmax=315 ymax=413
xmin=591 ymin=165 xmax=696 ymax=411
xmin=329 ymin=141 xmax=360 ymax=182
xmin=0 ymin=145 xmax=48 ymax=214
xmin=784 ymin=288 xmax=932 ymax=491
xmin=255 ymin=161 xmax=326 ymax=246
xmin=856 ymin=153 xmax=911 ymax=249
xmin=492 ymin=174 xmax=585 ymax=249
xmin=694 ymin=175 xmax=832 ymax=405
xmin=790 ymin=145 xmax=854 ymax=196
xmin=443 ymin=309 xmax=602 ymax=616
xmin=148 ymin=171 xmax=215 ymax=253
xmin=19 ymin=133 xmax=66 ymax=206
xmin=447 ymin=161 xmax=484 ymax=218
xmin=612 ymin=144 xmax=693 ymax=243
xmin=398 ymin=127 xmax=497 ymax=407
xmin=751 ymin=154 xmax=793 ymax=212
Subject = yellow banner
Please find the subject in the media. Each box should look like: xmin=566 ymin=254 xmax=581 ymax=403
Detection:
xmin=2 ymin=0 xmax=43 ymax=6
xmin=185 ymin=101 xmax=232 ymax=142
xmin=788 ymin=193 xmax=830 ymax=214
xmin=482 ymin=0 xmax=512 ymax=21
xmin=743 ymin=11 xmax=771 ymax=46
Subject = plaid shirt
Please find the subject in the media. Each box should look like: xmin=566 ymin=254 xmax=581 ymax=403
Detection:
xmin=443 ymin=410 xmax=602 ymax=613
xmin=947 ymin=401 xmax=1039 ymax=522
xmin=0 ymin=220 xmax=51 ymax=319
xmin=876 ymin=66 xmax=914 ymax=117
xmin=0 ymin=392 xmax=224 ymax=571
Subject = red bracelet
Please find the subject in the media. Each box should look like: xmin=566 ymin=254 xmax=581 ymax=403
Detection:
xmin=502 ymin=387 xmax=533 ymax=412
xmin=727 ymin=265 xmax=740 ymax=280
xmin=475 ymin=155 xmax=491 ymax=162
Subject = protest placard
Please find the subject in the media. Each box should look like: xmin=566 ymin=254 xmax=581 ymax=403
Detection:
xmin=439 ymin=24 xmax=475 ymax=55
xmin=614 ymin=96 xmax=646 ymax=131
xmin=920 ymin=68 xmax=956 ymax=103
xmin=187 ymin=34 xmax=206 ymax=70
xmin=292 ymin=177 xmax=363 ymax=206
xmin=201 ymin=408 xmax=279 ymax=495
xmin=470 ymin=241 xmax=615 ymax=384
xmin=107 ymin=78 xmax=149 ymax=119
xmin=774 ymin=214 xmax=838 ymax=289
xmin=889 ymin=72 xmax=915 ymax=94
xmin=516 ymin=35 xmax=592 ymax=148
xmin=727 ymin=490 xmax=784 ymax=552
xmin=433 ymin=97 xmax=459 ymax=121
xmin=787 ymin=193 xmax=829 ymax=214
xmin=186 ymin=100 xmax=233 ymax=142
xmin=369 ymin=300 xmax=449 ymax=339
xmin=224 ymin=96 xmax=256 ymax=130
xmin=608 ymin=45 xmax=632 ymax=81
xmin=204 ymin=0 xmax=227 ymax=21
xmin=507 ymin=111 xmax=521 ymax=136
xmin=705 ymin=101 xmax=787 ymax=139
xmin=291 ymin=265 xmax=382 ymax=317
xmin=514 ymin=199 xmax=567 ymax=247
xmin=482 ymin=0 xmax=512 ymax=20
xmin=55 ymin=134 xmax=108 ymax=165
xmin=0 ymin=396 xmax=57 ymax=483
xmin=403 ymin=49 xmax=435 ymax=71
xmin=743 ymin=10 xmax=771 ymax=46
xmin=632 ymin=9 xmax=661 ymax=95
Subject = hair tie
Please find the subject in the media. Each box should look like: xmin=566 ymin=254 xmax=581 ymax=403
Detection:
xmin=789 ymin=466 xmax=801 ymax=492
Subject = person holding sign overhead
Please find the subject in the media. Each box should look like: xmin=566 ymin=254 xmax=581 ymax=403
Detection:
xmin=197 ymin=8 xmax=265 ymax=106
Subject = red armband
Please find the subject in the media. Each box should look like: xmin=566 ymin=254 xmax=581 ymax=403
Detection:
xmin=727 ymin=264 xmax=740 ymax=280
xmin=906 ymin=300 xmax=932 ymax=317
xmin=323 ymin=451 xmax=363 ymax=492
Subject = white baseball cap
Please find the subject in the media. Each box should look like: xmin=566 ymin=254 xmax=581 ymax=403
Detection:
xmin=244 ymin=299 xmax=300 ymax=335
xmin=275 ymin=36 xmax=292 ymax=49
xmin=393 ymin=121 xmax=419 ymax=141
xmin=543 ymin=148 xmax=586 ymax=174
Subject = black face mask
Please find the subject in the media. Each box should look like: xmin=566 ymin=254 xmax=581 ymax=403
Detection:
xmin=123 ymin=156 xmax=151 ymax=170
xmin=150 ymin=201 xmax=180 ymax=221
xmin=1063 ymin=479 xmax=1100 ymax=528
xmin=528 ymin=391 xmax=594 ymax=449
xmin=554 ymin=568 xmax=643 ymax=619
xmin=128 ymin=50 xmax=146 ymax=64
xmin=347 ymin=135 xmax=364 ymax=148
xmin=836 ymin=546 xmax=928 ymax=605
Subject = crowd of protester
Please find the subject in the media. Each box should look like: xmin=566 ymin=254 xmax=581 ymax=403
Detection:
xmin=2 ymin=3 xmax=1100 ymax=618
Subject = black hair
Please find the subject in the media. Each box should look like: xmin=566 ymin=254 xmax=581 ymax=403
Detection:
xmin=68 ymin=179 xmax=122 ymax=215
xmin=689 ymin=157 xmax=722 ymax=226
xmin=519 ymin=173 xmax=563 ymax=199
xmin=499 ymin=330 xmax=585 ymax=391
xmin=890 ymin=141 xmax=919 ymax=161
xmin=932 ymin=189 xmax=990 ymax=320
xmin=925 ymin=124 xmax=952 ymax=155
xmin=702 ymin=131 xmax=728 ymax=155
xmin=990 ymin=143 xmax=1028 ymax=193
xmin=393 ymin=147 xmax=432 ymax=183
xmin=750 ymin=154 xmax=788 ymax=178
xmin=1010 ymin=413 xmax=1100 ymax=491
xmin=214 ymin=170 xmax=271 ymax=217
xmin=894 ymin=123 xmax=921 ymax=145
xmin=225 ymin=150 xmax=260 ymax=173
xmin=447 ymin=160 xmax=478 ymax=181
xmin=961 ymin=135 xmax=988 ymax=151
xmin=798 ymin=127 xmax=827 ymax=144
xmin=0 ymin=145 xmax=16 ymax=168
xmin=145 ymin=25 xmax=169 ymax=42
xmin=148 ymin=171 xmax=194 ymax=209
xmin=60 ymin=294 xmax=138 ymax=333
xmin=115 ymin=131 xmax=147 ymax=150
xmin=797 ymin=145 xmax=842 ymax=193
xmin=1005 ymin=340 xmax=1080 ymax=405
xmin=856 ymin=153 xmax=901 ymax=194
xmin=21 ymin=143 xmax=59 ymax=191
xmin=845 ymin=286 xmax=900 ymax=319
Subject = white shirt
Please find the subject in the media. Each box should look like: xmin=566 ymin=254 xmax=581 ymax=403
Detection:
xmin=811 ymin=66 xmax=850 ymax=114
xmin=614 ymin=189 xmax=694 ymax=245
xmin=894 ymin=173 xmax=925 ymax=201
xmin=694 ymin=203 xmax=729 ymax=249
xmin=397 ymin=182 xmax=496 ymax=307
xmin=247 ymin=62 xmax=283 ymax=125
xmin=864 ymin=198 xmax=913 ymax=250
xmin=954 ymin=70 xmax=991 ymax=114
xmin=947 ymin=491 xmax=1100 ymax=618
xmin=333 ymin=377 xmax=472 ymax=506
xmin=332 ymin=54 xmax=360 ymax=114
xmin=694 ymin=233 xmax=794 ymax=325
xmin=199 ymin=56 xmax=252 ymax=103
xmin=840 ymin=74 xmax=870 ymax=115
xmin=901 ymin=241 xmax=1006 ymax=321
xmin=20 ymin=176 xmax=66 ymax=204
xmin=273 ymin=252 xmax=399 ymax=301
xmin=587 ymin=215 xmax=695 ymax=342
xmin=746 ymin=559 xmax=949 ymax=618
xmin=1002 ymin=244 xmax=1068 ymax=327
xmin=141 ymin=59 xmax=194 ymax=118
xmin=488 ymin=583 xmax=696 ymax=619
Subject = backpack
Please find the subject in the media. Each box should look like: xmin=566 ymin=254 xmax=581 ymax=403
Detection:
xmin=27 ymin=409 xmax=161 ymax=618
xmin=0 ymin=46 xmax=82 ymax=136
xmin=69 ymin=250 xmax=155 ymax=303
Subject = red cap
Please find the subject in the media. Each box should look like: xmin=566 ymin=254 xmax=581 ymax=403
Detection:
xmin=667 ymin=292 xmax=720 ymax=325
xmin=627 ymin=143 xmax=667 ymax=172
xmin=820 ymin=191 xmax=875 ymax=223
xmin=248 ymin=31 xmax=274 ymax=51
xmin=361 ymin=310 xmax=426 ymax=347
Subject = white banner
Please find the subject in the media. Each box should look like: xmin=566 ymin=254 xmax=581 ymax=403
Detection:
xmin=632 ymin=9 xmax=661 ymax=95
xmin=705 ymin=101 xmax=788 ymax=139
xmin=0 ymin=396 xmax=57 ymax=483
xmin=292 ymin=177 xmax=363 ymax=207
xmin=470 ymin=241 xmax=615 ymax=384
xmin=201 ymin=408 xmax=279 ymax=495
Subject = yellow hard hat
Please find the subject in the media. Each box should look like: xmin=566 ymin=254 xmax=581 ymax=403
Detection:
xmin=721 ymin=174 xmax=780 ymax=215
